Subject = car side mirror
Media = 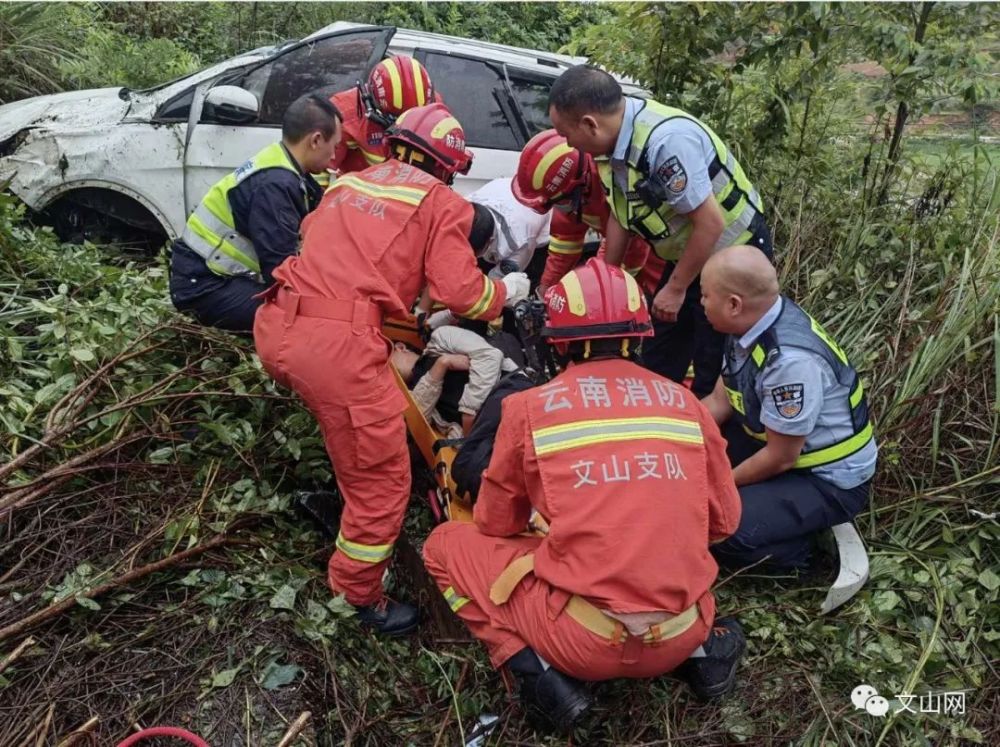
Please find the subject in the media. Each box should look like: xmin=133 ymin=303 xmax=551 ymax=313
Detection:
xmin=202 ymin=86 xmax=259 ymax=125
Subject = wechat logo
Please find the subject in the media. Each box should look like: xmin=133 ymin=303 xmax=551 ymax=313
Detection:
xmin=852 ymin=684 xmax=890 ymax=717
xmin=851 ymin=684 xmax=967 ymax=717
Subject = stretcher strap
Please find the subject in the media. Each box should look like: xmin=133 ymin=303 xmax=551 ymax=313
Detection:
xmin=432 ymin=437 xmax=465 ymax=454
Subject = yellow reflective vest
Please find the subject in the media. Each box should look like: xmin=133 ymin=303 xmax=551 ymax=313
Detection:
xmin=597 ymin=98 xmax=763 ymax=261
xmin=181 ymin=142 xmax=302 ymax=279
xmin=723 ymin=297 xmax=874 ymax=471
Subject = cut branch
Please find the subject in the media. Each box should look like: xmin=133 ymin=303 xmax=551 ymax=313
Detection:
xmin=0 ymin=533 xmax=239 ymax=644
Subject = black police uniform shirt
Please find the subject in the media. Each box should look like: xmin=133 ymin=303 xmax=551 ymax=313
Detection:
xmin=170 ymin=159 xmax=323 ymax=305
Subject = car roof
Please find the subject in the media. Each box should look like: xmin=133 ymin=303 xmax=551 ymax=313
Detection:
xmin=305 ymin=22 xmax=647 ymax=95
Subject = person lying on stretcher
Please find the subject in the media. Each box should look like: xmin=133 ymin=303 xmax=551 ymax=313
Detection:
xmin=391 ymin=325 xmax=520 ymax=436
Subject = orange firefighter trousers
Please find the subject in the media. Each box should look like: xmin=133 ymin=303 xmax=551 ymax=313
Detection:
xmin=423 ymin=521 xmax=715 ymax=681
xmin=255 ymin=298 xmax=410 ymax=607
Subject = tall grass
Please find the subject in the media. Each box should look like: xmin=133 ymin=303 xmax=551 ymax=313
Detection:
xmin=775 ymin=137 xmax=1000 ymax=497
xmin=758 ymin=136 xmax=999 ymax=744
xmin=0 ymin=3 xmax=78 ymax=104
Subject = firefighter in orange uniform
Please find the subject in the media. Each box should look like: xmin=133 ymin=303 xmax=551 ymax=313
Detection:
xmin=423 ymin=259 xmax=747 ymax=733
xmin=328 ymin=55 xmax=436 ymax=175
xmin=511 ymin=129 xmax=662 ymax=295
xmin=254 ymin=103 xmax=532 ymax=636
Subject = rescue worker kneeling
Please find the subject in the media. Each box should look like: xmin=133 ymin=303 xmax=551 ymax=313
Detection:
xmin=423 ymin=259 xmax=747 ymax=734
xmin=700 ymin=245 xmax=878 ymax=570
xmin=254 ymin=103 xmax=531 ymax=636
xmin=169 ymin=94 xmax=341 ymax=331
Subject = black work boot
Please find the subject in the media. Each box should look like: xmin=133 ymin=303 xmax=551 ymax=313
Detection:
xmin=507 ymin=648 xmax=592 ymax=734
xmin=354 ymin=597 xmax=419 ymax=637
xmin=676 ymin=616 xmax=746 ymax=701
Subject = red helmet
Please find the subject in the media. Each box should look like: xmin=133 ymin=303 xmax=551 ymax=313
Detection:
xmin=542 ymin=258 xmax=653 ymax=342
xmin=367 ymin=56 xmax=434 ymax=117
xmin=511 ymin=129 xmax=590 ymax=213
xmin=386 ymin=103 xmax=473 ymax=179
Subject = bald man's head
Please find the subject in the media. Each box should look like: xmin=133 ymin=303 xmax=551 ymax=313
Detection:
xmin=700 ymin=245 xmax=780 ymax=334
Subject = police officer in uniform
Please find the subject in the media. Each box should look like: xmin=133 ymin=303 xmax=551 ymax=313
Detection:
xmin=700 ymin=245 xmax=878 ymax=569
xmin=547 ymin=65 xmax=773 ymax=397
xmin=169 ymin=94 xmax=342 ymax=332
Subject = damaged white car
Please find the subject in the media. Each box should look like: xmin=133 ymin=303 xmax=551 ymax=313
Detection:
xmin=0 ymin=22 xmax=641 ymax=249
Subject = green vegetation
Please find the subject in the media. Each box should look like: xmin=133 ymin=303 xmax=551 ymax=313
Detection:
xmin=0 ymin=1 xmax=611 ymax=101
xmin=0 ymin=2 xmax=998 ymax=745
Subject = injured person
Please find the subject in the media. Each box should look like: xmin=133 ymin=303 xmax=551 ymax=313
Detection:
xmin=391 ymin=325 xmax=521 ymax=436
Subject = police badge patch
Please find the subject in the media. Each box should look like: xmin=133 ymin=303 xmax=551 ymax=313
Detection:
xmin=656 ymin=156 xmax=688 ymax=195
xmin=772 ymin=383 xmax=804 ymax=419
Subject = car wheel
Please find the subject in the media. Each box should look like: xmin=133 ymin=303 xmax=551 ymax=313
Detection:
xmin=44 ymin=189 xmax=168 ymax=255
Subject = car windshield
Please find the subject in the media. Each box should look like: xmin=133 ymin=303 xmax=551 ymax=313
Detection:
xmin=132 ymin=44 xmax=283 ymax=94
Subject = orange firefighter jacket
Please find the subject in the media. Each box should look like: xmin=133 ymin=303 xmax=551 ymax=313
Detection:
xmin=328 ymin=88 xmax=446 ymax=175
xmin=541 ymin=160 xmax=652 ymax=289
xmin=276 ymin=159 xmax=506 ymax=323
xmin=328 ymin=88 xmax=390 ymax=174
xmin=473 ymin=357 xmax=741 ymax=615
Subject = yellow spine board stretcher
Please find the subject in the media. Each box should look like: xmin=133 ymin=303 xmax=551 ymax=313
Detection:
xmin=384 ymin=314 xmax=473 ymax=523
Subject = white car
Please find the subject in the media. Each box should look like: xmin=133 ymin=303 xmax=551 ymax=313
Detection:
xmin=0 ymin=22 xmax=642 ymax=248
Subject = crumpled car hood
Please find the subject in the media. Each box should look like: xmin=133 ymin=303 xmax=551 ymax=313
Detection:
xmin=0 ymin=88 xmax=132 ymax=142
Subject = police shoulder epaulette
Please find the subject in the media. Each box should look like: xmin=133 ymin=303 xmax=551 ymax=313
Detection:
xmin=760 ymin=328 xmax=781 ymax=365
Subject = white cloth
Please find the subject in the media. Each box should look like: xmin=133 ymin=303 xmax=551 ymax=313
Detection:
xmin=501 ymin=272 xmax=531 ymax=308
xmin=426 ymin=309 xmax=456 ymax=330
xmin=425 ymin=326 xmax=518 ymax=415
xmin=467 ymin=178 xmax=551 ymax=273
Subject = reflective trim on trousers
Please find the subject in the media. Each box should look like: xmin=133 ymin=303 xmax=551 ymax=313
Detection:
xmin=335 ymin=531 xmax=394 ymax=563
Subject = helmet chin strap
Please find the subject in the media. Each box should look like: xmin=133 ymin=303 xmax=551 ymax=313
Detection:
xmin=357 ymin=80 xmax=396 ymax=129
xmin=574 ymin=149 xmax=586 ymax=224
xmin=391 ymin=143 xmax=452 ymax=183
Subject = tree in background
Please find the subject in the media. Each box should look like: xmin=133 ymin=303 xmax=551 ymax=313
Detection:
xmin=568 ymin=2 xmax=998 ymax=214
xmin=1 ymin=1 xmax=615 ymax=102
xmin=571 ymin=1 xmax=1000 ymax=472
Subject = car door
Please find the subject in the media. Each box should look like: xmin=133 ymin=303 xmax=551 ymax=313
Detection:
xmin=182 ymin=27 xmax=393 ymax=215
xmin=416 ymin=51 xmax=528 ymax=196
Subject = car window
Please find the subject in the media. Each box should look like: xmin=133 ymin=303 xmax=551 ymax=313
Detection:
xmin=155 ymin=64 xmax=256 ymax=122
xmin=240 ymin=31 xmax=384 ymax=125
xmin=508 ymin=73 xmax=553 ymax=138
xmin=421 ymin=53 xmax=519 ymax=151
xmin=155 ymin=88 xmax=195 ymax=121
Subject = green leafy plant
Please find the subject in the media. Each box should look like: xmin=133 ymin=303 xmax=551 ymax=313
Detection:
xmin=0 ymin=2 xmax=79 ymax=103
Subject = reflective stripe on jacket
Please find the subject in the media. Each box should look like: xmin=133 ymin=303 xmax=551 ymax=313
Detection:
xmin=181 ymin=142 xmax=302 ymax=279
xmin=597 ymin=99 xmax=762 ymax=261
xmin=473 ymin=357 xmax=742 ymax=614
xmin=722 ymin=297 xmax=874 ymax=470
